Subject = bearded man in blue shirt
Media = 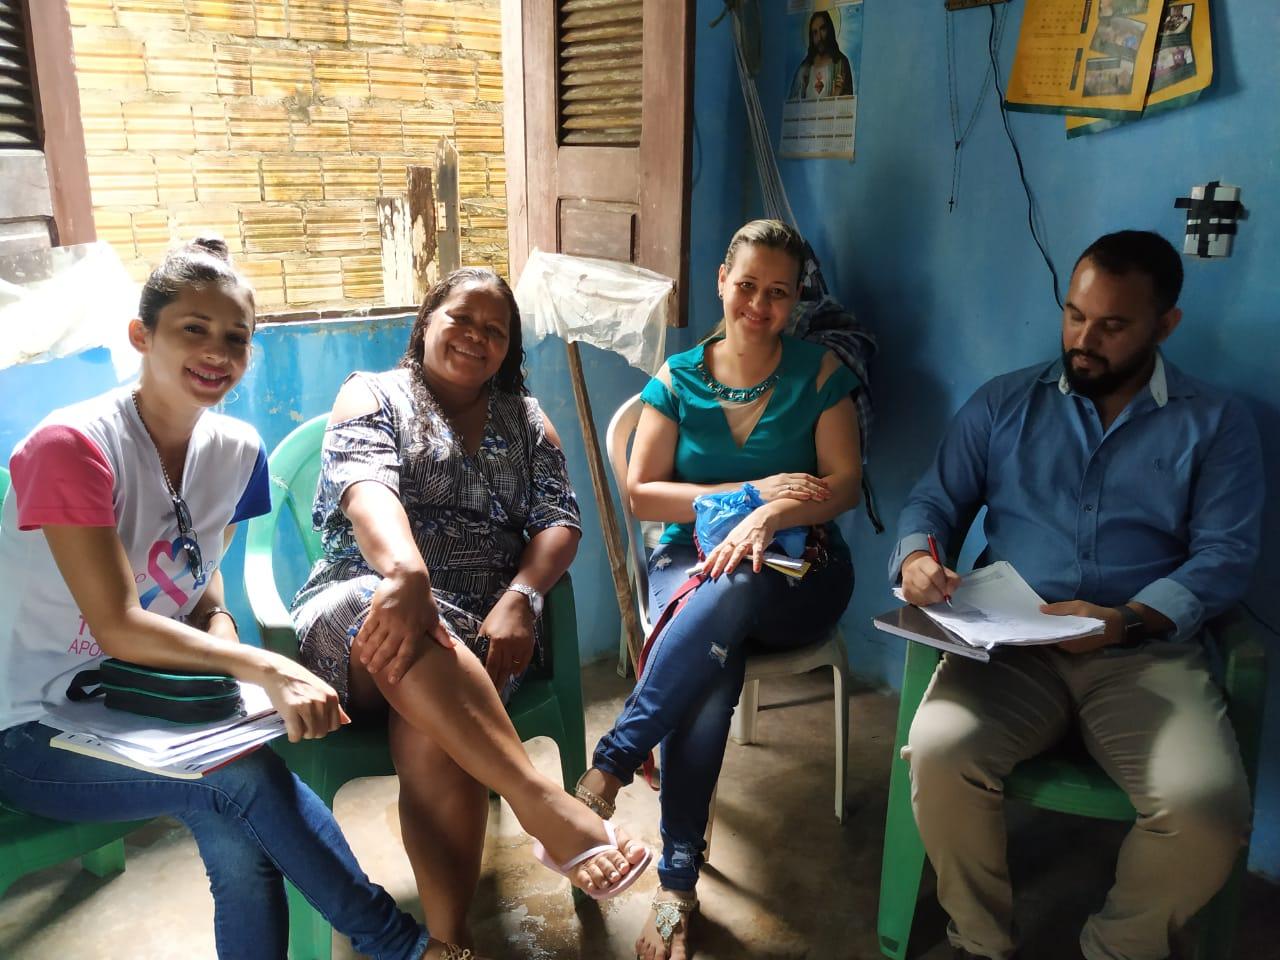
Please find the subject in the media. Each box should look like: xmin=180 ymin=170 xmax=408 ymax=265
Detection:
xmin=891 ymin=230 xmax=1264 ymax=960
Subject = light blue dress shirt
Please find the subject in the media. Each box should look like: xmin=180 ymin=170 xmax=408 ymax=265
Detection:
xmin=888 ymin=353 xmax=1264 ymax=642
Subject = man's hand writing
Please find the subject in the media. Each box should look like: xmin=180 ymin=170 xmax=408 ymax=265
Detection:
xmin=900 ymin=551 xmax=963 ymax=607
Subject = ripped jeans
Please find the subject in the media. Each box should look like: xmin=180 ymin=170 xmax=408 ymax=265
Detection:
xmin=591 ymin=537 xmax=853 ymax=890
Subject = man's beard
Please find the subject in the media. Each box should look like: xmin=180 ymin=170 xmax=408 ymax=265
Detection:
xmin=1061 ymin=343 xmax=1157 ymax=399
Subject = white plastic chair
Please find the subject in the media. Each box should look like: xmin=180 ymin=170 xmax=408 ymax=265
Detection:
xmin=604 ymin=393 xmax=850 ymax=823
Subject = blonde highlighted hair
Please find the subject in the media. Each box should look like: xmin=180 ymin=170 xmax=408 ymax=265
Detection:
xmin=704 ymin=219 xmax=807 ymax=342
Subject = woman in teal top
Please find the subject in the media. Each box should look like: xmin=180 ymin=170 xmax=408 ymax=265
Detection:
xmin=576 ymin=220 xmax=863 ymax=960
xmin=642 ymin=331 xmax=857 ymax=546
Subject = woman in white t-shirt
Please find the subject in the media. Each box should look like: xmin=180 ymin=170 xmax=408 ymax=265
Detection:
xmin=0 ymin=240 xmax=442 ymax=959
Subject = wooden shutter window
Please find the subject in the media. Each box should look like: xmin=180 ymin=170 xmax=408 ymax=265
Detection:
xmin=508 ymin=0 xmax=692 ymax=314
xmin=558 ymin=0 xmax=642 ymax=146
xmin=0 ymin=0 xmax=38 ymax=149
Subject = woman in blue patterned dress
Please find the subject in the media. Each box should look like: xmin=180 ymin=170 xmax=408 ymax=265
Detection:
xmin=292 ymin=268 xmax=648 ymax=950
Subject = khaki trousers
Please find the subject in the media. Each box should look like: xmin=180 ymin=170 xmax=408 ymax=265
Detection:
xmin=903 ymin=642 xmax=1250 ymax=960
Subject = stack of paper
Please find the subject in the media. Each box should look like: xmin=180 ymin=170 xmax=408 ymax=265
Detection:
xmin=43 ymin=683 xmax=285 ymax=779
xmin=880 ymin=561 xmax=1106 ymax=661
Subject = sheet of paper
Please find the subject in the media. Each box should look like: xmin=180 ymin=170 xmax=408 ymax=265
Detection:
xmin=43 ymin=682 xmax=278 ymax=755
xmin=683 ymin=551 xmax=810 ymax=578
xmin=893 ymin=561 xmax=1105 ymax=650
xmin=761 ymin=551 xmax=811 ymax=578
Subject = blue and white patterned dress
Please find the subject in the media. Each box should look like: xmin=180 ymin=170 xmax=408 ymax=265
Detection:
xmin=291 ymin=368 xmax=581 ymax=704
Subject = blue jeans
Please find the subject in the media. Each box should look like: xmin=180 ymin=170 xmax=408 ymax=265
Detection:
xmin=593 ymin=538 xmax=854 ymax=890
xmin=0 ymin=723 xmax=427 ymax=960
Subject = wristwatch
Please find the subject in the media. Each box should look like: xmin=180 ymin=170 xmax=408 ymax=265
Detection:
xmin=1117 ymin=605 xmax=1145 ymax=645
xmin=506 ymin=583 xmax=544 ymax=618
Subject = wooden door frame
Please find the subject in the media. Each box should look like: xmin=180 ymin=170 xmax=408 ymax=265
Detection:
xmin=501 ymin=0 xmax=531 ymax=282
xmin=24 ymin=0 xmax=94 ymax=245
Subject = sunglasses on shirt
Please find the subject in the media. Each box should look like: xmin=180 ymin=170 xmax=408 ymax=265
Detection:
xmin=171 ymin=493 xmax=206 ymax=586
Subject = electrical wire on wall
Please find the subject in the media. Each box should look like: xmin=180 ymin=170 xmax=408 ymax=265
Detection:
xmin=986 ymin=3 xmax=1063 ymax=309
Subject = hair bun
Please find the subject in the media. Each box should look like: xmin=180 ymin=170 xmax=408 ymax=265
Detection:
xmin=188 ymin=236 xmax=231 ymax=263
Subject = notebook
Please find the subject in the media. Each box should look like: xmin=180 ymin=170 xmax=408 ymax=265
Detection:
xmin=873 ymin=604 xmax=993 ymax=661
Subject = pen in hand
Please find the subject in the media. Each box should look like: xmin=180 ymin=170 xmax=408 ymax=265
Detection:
xmin=926 ymin=534 xmax=953 ymax=606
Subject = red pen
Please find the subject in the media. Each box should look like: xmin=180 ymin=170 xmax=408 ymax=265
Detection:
xmin=926 ymin=534 xmax=953 ymax=606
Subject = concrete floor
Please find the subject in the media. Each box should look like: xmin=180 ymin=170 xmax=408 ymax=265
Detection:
xmin=1 ymin=660 xmax=1276 ymax=959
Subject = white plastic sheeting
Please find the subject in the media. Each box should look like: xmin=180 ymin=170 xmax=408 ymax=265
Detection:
xmin=0 ymin=241 xmax=140 ymax=379
xmin=513 ymin=249 xmax=674 ymax=375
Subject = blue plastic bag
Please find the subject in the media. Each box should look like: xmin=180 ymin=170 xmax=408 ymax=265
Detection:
xmin=692 ymin=483 xmax=808 ymax=558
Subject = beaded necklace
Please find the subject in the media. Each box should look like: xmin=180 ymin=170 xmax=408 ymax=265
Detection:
xmin=695 ymin=345 xmax=781 ymax=404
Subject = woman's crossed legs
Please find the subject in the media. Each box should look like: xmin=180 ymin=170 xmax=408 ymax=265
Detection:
xmin=345 ymin=626 xmax=648 ymax=947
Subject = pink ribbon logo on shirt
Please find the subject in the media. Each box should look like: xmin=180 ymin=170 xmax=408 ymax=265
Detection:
xmin=139 ymin=537 xmax=193 ymax=610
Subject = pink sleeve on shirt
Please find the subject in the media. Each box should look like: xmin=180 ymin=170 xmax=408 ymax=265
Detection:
xmin=10 ymin=425 xmax=117 ymax=530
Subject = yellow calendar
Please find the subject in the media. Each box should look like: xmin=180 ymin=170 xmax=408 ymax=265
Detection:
xmin=1067 ymin=1 xmax=1213 ymax=137
xmin=1005 ymin=0 xmax=1161 ymax=117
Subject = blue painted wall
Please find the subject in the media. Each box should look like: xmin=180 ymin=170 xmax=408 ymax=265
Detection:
xmin=740 ymin=0 xmax=1279 ymax=879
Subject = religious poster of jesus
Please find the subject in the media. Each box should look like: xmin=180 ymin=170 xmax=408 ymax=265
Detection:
xmin=781 ymin=0 xmax=863 ymax=160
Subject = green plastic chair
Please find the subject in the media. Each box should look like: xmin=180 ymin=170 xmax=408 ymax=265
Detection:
xmin=877 ymin=608 xmax=1268 ymax=960
xmin=244 ymin=415 xmax=589 ymax=960
xmin=0 ymin=465 xmax=146 ymax=899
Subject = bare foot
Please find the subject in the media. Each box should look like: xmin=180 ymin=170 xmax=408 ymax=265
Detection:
xmin=421 ymin=938 xmax=489 ymax=959
xmin=635 ymin=887 xmax=696 ymax=960
xmin=526 ymin=787 xmax=648 ymax=895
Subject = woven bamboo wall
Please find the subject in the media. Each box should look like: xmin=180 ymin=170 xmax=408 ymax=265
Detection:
xmin=67 ymin=0 xmax=508 ymax=312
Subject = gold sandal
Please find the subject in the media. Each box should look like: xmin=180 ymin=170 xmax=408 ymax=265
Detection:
xmin=651 ymin=893 xmax=697 ymax=954
xmin=574 ymin=769 xmax=616 ymax=819
xmin=426 ymin=943 xmax=483 ymax=960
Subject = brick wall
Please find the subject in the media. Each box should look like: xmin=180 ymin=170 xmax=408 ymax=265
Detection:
xmin=68 ymin=0 xmax=508 ymax=313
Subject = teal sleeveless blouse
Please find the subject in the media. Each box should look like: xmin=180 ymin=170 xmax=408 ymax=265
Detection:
xmin=639 ymin=335 xmax=859 ymax=544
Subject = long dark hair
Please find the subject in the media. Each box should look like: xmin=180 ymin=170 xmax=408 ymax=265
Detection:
xmin=400 ymin=267 xmax=528 ymax=396
xmin=803 ymin=11 xmax=841 ymax=64
xmin=138 ymin=237 xmax=253 ymax=330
